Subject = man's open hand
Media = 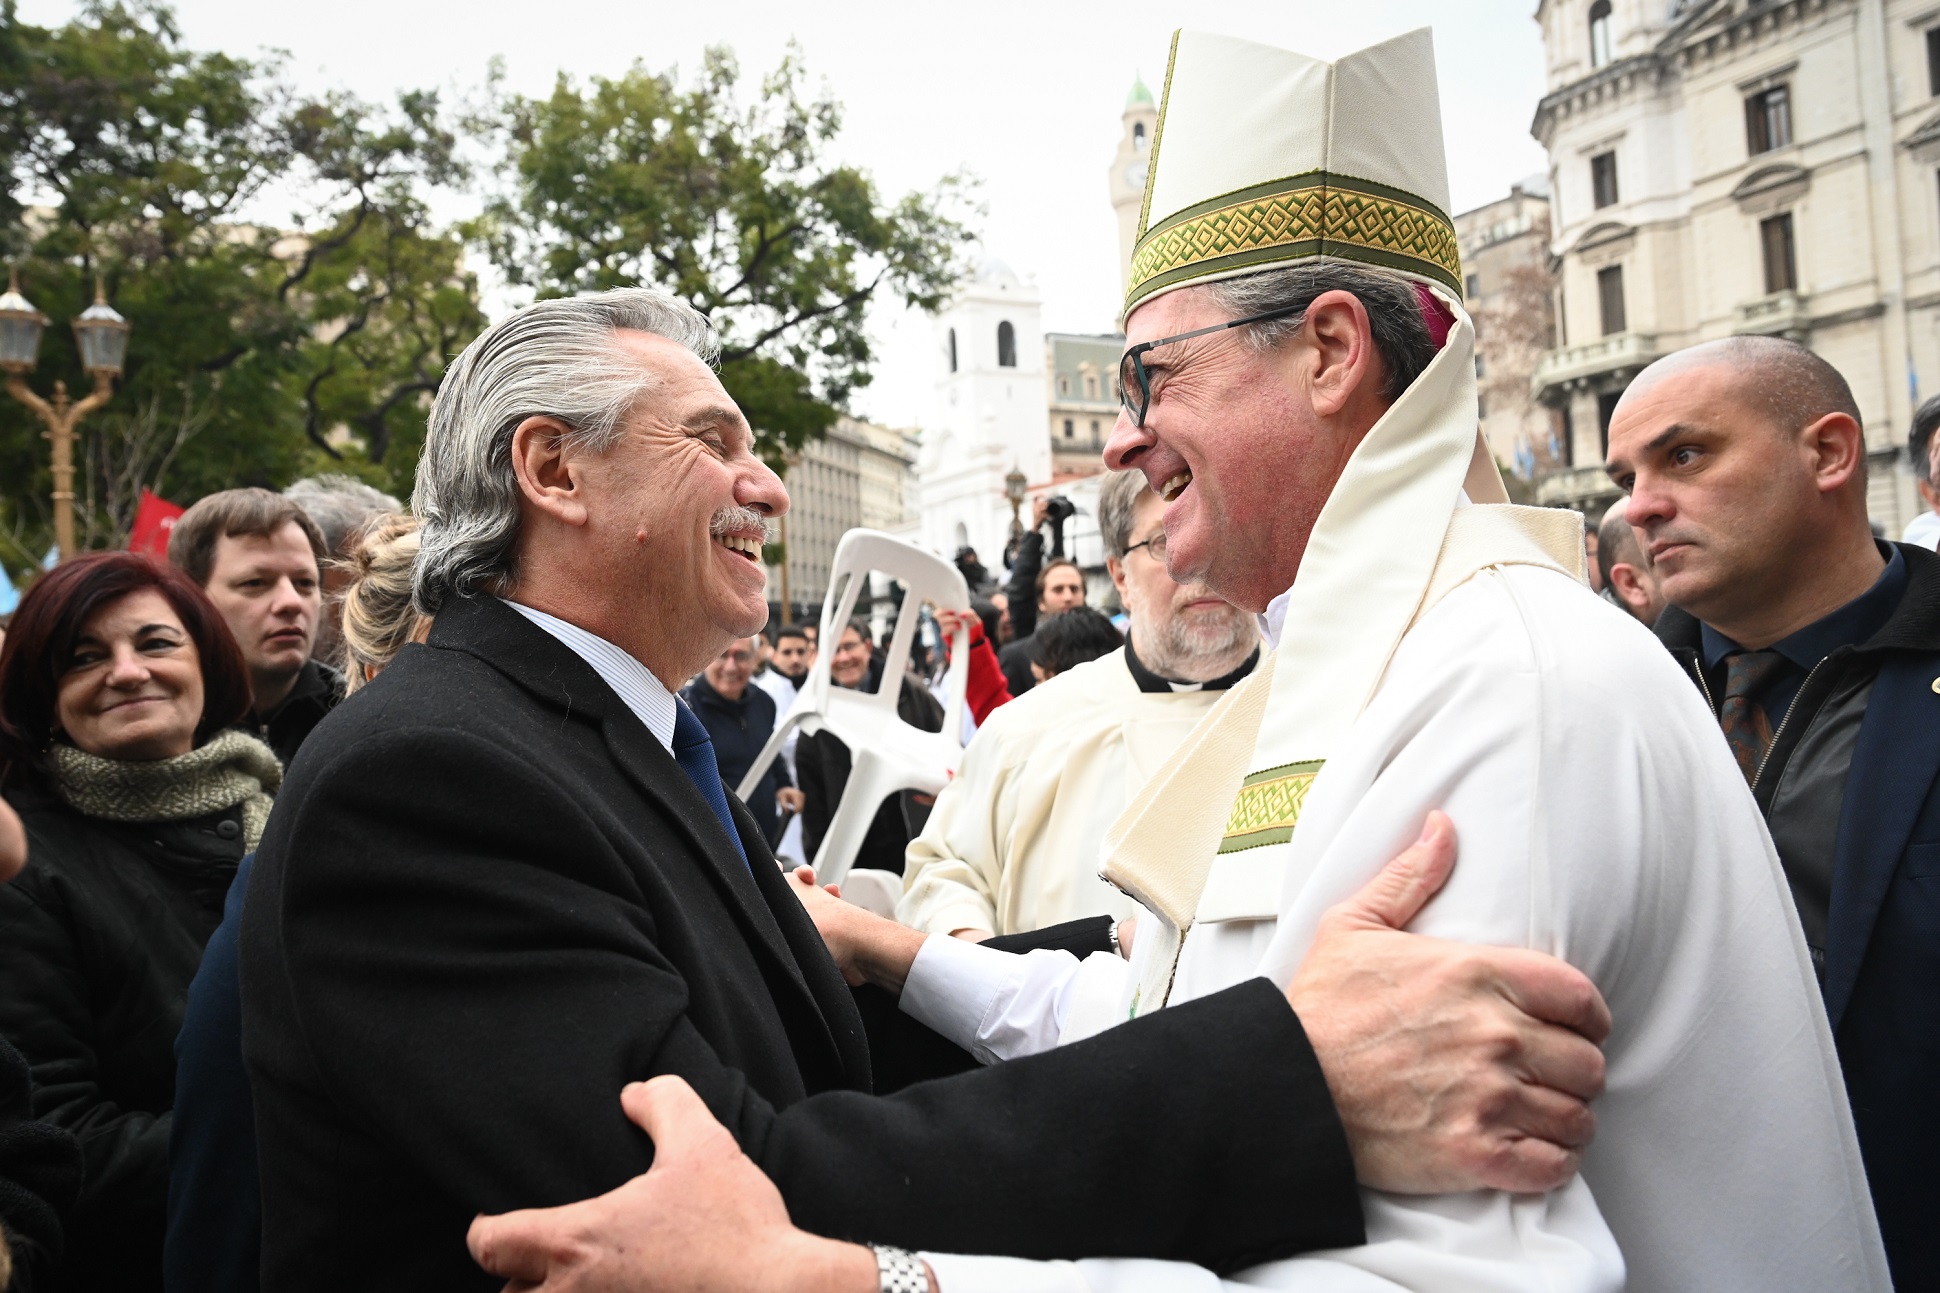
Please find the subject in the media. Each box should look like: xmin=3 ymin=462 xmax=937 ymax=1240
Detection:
xmin=1287 ymin=811 xmax=1612 ymax=1196
xmin=468 ymin=1077 xmax=875 ymax=1293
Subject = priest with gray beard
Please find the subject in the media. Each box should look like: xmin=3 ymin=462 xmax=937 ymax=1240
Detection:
xmin=900 ymin=469 xmax=1261 ymax=940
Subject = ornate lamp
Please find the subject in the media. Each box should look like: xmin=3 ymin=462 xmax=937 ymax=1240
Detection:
xmin=0 ymin=267 xmax=48 ymax=373
xmin=71 ymin=282 xmax=130 ymax=377
xmin=1 ymin=271 xmax=131 ymax=560
xmin=1004 ymin=465 xmax=1028 ymax=537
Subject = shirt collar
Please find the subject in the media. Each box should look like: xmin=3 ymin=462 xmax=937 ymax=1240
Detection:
xmin=1699 ymin=542 xmax=1908 ymax=670
xmin=1259 ymin=491 xmax=1476 ymax=650
xmin=1123 ymin=634 xmax=1259 ymax=693
xmin=501 ymin=599 xmax=679 ymax=753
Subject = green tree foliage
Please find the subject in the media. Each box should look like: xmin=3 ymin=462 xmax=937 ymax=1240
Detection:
xmin=0 ymin=1 xmax=482 ymax=565
xmin=475 ymin=46 xmax=978 ymax=463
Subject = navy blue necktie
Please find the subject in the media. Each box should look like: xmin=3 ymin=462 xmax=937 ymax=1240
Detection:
xmin=671 ymin=701 xmax=751 ymax=871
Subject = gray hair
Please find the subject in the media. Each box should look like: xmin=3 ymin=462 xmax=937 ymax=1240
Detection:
xmin=1098 ymin=469 xmax=1153 ymax=561
xmin=284 ymin=474 xmax=403 ymax=556
xmin=1200 ymin=262 xmax=1437 ymax=403
xmin=412 ymin=288 xmax=719 ymax=614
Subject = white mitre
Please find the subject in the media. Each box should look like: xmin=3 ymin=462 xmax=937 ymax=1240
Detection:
xmin=1103 ymin=29 xmax=1586 ymax=1012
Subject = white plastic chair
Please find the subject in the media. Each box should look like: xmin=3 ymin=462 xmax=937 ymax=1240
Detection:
xmin=738 ymin=530 xmax=970 ymax=887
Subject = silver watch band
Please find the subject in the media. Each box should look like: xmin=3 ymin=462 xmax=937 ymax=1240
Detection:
xmin=873 ymin=1245 xmax=928 ymax=1293
xmin=1106 ymin=919 xmax=1122 ymax=956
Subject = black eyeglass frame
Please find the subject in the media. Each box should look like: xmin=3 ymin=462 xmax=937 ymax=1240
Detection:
xmin=1123 ymin=532 xmax=1167 ymax=561
xmin=1118 ymin=303 xmax=1309 ymax=428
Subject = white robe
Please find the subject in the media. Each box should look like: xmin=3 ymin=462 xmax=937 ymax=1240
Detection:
xmin=900 ymin=648 xmax=1223 ymax=937
xmin=903 ymin=564 xmax=1888 ymax=1292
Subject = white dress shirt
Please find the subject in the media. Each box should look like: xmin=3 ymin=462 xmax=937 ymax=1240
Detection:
xmin=500 ymin=600 xmax=678 ymax=753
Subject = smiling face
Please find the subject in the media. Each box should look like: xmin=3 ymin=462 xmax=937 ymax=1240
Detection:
xmin=704 ymin=637 xmax=758 ymax=700
xmin=1604 ymin=362 xmax=1834 ymax=633
xmin=829 ymin=626 xmax=871 ymax=689
xmin=1110 ymin=487 xmax=1257 ymax=681
xmin=1103 ymin=286 xmax=1383 ymax=613
xmin=54 ymin=588 xmax=206 ymax=762
xmin=202 ymin=523 xmax=320 ymax=711
xmin=517 ymin=330 xmax=788 ymax=684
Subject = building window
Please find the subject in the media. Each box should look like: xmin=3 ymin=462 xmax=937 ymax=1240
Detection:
xmin=1929 ymin=28 xmax=1940 ymax=96
xmin=1058 ymin=375 xmax=1069 ymax=395
xmin=1591 ymin=151 xmax=1619 ymax=209
xmin=1746 ymin=85 xmax=1792 ymax=155
xmin=1761 ymin=212 xmax=1797 ymax=293
xmin=948 ymin=328 xmax=957 ymax=373
xmin=1090 ymin=419 xmax=1101 ymax=436
xmin=1475 ymin=353 xmax=1486 ymax=379
xmin=997 ymin=321 xmax=1017 ymax=367
xmin=1477 ymin=394 xmax=1489 ymax=420
xmin=1589 ymin=0 xmax=1612 ymax=69
xmin=1464 ymin=273 xmax=1480 ymax=298
xmin=1062 ymin=418 xmax=1074 ymax=438
xmin=1597 ymin=264 xmax=1627 ymax=336
xmin=1084 ymin=373 xmax=1098 ymax=399
xmin=1597 ymin=390 xmax=1623 ymax=458
xmin=1134 ymin=122 xmax=1147 ymax=150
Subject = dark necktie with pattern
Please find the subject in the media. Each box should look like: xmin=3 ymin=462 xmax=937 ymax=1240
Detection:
xmin=671 ymin=701 xmax=751 ymax=871
xmin=1719 ymin=649 xmax=1789 ymax=785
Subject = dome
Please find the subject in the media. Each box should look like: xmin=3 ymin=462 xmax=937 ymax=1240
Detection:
xmin=976 ymin=257 xmax=1020 ymax=287
xmin=1126 ymin=73 xmax=1154 ymax=109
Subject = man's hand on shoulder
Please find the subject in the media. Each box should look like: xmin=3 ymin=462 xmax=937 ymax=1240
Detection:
xmin=1286 ymin=812 xmax=1612 ymax=1196
xmin=468 ymin=1077 xmax=900 ymax=1293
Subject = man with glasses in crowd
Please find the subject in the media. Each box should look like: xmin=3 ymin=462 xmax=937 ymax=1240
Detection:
xmin=901 ymin=470 xmax=1259 ymax=940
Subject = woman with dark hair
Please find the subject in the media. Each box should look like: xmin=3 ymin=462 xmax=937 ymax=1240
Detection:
xmin=0 ymin=552 xmax=275 ymax=1293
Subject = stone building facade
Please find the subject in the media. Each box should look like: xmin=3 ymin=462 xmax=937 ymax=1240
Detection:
xmin=1456 ymin=181 xmax=1563 ymax=481
xmin=1045 ymin=331 xmax=1124 ymax=476
xmin=1530 ymin=0 xmax=1936 ymax=525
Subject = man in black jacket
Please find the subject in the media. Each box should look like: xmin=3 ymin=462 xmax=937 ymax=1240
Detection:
xmin=682 ymin=635 xmax=798 ymax=841
xmin=241 ymin=288 xmax=1609 ymax=1293
xmin=1606 ymin=334 xmax=1940 ymax=1289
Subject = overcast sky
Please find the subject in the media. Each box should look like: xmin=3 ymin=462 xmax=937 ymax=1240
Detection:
xmin=18 ymin=0 xmax=1552 ymax=426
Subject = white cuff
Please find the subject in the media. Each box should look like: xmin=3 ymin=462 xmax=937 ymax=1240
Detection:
xmin=898 ymin=934 xmax=1027 ymax=1062
xmin=921 ymin=1253 xmax=1086 ymax=1293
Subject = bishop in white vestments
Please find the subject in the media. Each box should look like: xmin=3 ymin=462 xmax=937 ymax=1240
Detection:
xmin=888 ymin=27 xmax=1888 ymax=1293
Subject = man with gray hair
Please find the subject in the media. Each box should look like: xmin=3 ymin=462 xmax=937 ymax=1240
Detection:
xmin=283 ymin=473 xmax=403 ymax=663
xmin=901 ymin=469 xmax=1261 ymax=938
xmin=243 ymin=285 xmax=1619 ymax=1293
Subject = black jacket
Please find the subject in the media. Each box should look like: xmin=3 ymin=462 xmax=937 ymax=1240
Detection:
xmin=240 ymin=595 xmax=1361 ymax=1292
xmin=245 ymin=659 xmax=344 ymax=770
xmin=0 ymin=1036 xmax=81 ymax=1293
xmin=0 ymin=780 xmax=246 ymax=1293
xmin=798 ymin=675 xmax=943 ymax=875
xmin=1657 ymin=541 xmax=1940 ymax=1289
xmin=680 ymin=676 xmax=791 ymax=840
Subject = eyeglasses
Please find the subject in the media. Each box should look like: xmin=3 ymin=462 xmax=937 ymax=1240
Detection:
xmin=1118 ymin=303 xmax=1308 ymax=428
xmin=1124 ymin=531 xmax=1168 ymax=562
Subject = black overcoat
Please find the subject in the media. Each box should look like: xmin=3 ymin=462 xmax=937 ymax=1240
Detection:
xmin=239 ymin=595 xmax=1361 ymax=1291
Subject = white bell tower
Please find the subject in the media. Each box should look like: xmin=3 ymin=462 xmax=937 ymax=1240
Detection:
xmin=917 ymin=259 xmax=1050 ymax=574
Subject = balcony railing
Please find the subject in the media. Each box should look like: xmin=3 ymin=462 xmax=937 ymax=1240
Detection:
xmin=1530 ymin=332 xmax=1663 ymax=402
xmin=1733 ymin=291 xmax=1807 ymax=335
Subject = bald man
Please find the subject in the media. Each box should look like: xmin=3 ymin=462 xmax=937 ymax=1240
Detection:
xmin=1605 ymin=334 xmax=1940 ymax=1289
xmin=1595 ymin=499 xmax=1665 ymax=628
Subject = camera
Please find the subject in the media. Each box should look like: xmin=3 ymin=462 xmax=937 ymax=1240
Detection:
xmin=1043 ymin=495 xmax=1078 ymax=526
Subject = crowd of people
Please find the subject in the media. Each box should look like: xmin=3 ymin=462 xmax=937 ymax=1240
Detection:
xmin=0 ymin=25 xmax=1935 ymax=1293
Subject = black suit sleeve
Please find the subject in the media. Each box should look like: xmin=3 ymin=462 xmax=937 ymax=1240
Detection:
xmin=257 ymin=726 xmax=1362 ymax=1272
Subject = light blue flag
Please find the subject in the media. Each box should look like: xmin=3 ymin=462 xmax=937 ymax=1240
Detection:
xmin=0 ymin=561 xmax=17 ymax=616
xmin=41 ymin=545 xmax=58 ymax=571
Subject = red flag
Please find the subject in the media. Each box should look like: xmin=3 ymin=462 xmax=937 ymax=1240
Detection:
xmin=128 ymin=489 xmax=186 ymax=558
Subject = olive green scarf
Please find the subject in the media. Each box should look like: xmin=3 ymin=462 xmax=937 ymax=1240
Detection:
xmin=45 ymin=729 xmax=282 ymax=850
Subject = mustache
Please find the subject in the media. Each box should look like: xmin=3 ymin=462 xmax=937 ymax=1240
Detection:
xmin=709 ymin=504 xmax=774 ymax=542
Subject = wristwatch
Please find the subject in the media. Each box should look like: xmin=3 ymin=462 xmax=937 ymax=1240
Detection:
xmin=873 ymin=1245 xmax=929 ymax=1293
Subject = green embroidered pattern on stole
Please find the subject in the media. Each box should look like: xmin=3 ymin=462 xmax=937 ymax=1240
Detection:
xmin=1126 ymin=171 xmax=1462 ymax=310
xmin=1217 ymin=759 xmax=1324 ymax=854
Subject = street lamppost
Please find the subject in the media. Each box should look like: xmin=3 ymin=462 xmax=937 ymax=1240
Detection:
xmin=0 ymin=270 xmax=132 ymax=562
xmin=1004 ymin=465 xmax=1028 ymax=538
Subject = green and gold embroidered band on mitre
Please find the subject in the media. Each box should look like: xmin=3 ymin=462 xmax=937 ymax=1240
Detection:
xmin=1218 ymin=758 xmax=1324 ymax=854
xmin=1127 ymin=172 xmax=1461 ymax=312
